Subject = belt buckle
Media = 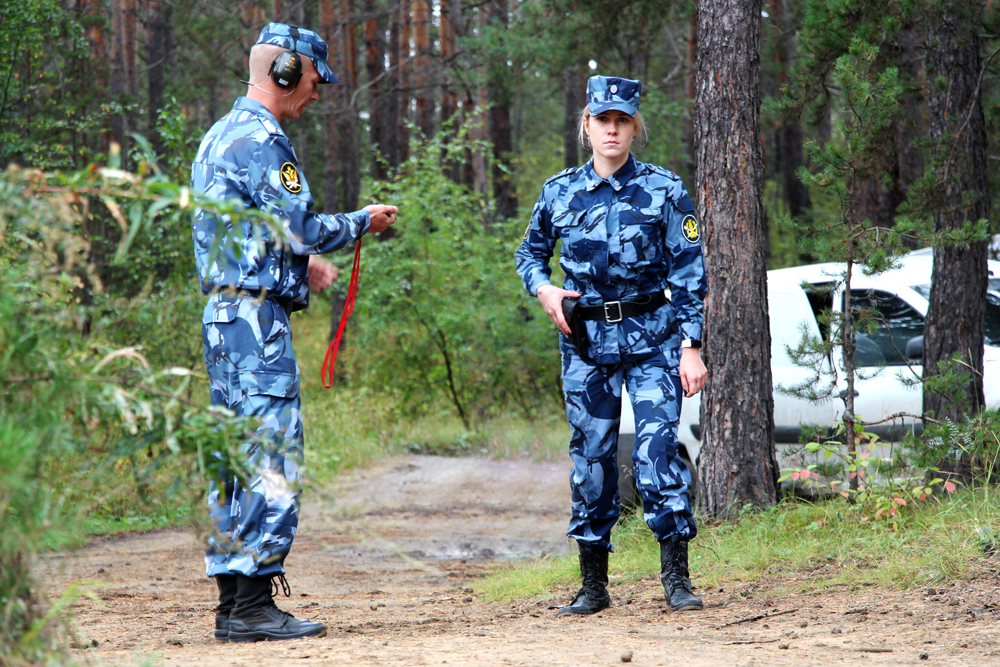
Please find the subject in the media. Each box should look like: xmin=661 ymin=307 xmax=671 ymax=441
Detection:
xmin=604 ymin=301 xmax=623 ymax=323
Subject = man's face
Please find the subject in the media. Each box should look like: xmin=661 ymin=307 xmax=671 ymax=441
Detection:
xmin=281 ymin=58 xmax=321 ymax=122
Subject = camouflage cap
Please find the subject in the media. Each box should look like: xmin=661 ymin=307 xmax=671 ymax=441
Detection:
xmin=256 ymin=22 xmax=338 ymax=84
xmin=587 ymin=76 xmax=641 ymax=117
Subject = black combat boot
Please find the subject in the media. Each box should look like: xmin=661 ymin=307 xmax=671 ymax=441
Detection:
xmin=659 ymin=535 xmax=703 ymax=611
xmin=214 ymin=574 xmax=238 ymax=641
xmin=556 ymin=542 xmax=612 ymax=617
xmin=228 ymin=574 xmax=327 ymax=642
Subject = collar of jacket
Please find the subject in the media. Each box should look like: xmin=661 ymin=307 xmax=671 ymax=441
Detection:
xmin=232 ymin=96 xmax=286 ymax=137
xmin=583 ymin=154 xmax=638 ymax=192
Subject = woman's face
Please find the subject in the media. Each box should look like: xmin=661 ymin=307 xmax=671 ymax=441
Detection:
xmin=586 ymin=110 xmax=636 ymax=162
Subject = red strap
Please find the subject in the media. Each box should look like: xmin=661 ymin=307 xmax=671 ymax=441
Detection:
xmin=322 ymin=239 xmax=362 ymax=388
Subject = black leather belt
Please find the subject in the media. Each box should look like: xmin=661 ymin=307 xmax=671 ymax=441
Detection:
xmin=576 ymin=291 xmax=667 ymax=323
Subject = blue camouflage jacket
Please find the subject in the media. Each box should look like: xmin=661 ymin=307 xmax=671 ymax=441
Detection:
xmin=515 ymin=156 xmax=706 ymax=365
xmin=191 ymin=97 xmax=369 ymax=310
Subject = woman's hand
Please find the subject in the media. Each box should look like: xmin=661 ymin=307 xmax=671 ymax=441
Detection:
xmin=536 ymin=284 xmax=582 ymax=335
xmin=679 ymin=347 xmax=707 ymax=398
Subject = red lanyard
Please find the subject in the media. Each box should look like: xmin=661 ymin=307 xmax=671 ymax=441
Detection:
xmin=321 ymin=238 xmax=362 ymax=388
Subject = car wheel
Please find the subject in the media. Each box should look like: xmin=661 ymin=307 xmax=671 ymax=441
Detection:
xmin=616 ymin=434 xmax=698 ymax=509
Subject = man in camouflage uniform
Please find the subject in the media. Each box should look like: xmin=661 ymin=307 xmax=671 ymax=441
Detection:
xmin=515 ymin=76 xmax=707 ymax=615
xmin=191 ymin=22 xmax=397 ymax=642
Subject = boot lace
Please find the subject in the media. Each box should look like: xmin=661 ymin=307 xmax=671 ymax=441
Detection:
xmin=270 ymin=573 xmax=292 ymax=598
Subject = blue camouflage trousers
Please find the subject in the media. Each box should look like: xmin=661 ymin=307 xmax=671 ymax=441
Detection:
xmin=561 ymin=332 xmax=696 ymax=552
xmin=202 ymin=294 xmax=303 ymax=579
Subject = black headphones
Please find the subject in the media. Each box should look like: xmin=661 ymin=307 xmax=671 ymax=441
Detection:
xmin=269 ymin=25 xmax=302 ymax=89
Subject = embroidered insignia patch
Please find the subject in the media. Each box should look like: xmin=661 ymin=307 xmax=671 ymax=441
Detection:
xmin=681 ymin=214 xmax=700 ymax=243
xmin=280 ymin=162 xmax=302 ymax=193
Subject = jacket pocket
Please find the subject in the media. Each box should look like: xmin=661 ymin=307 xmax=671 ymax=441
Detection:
xmin=619 ymin=212 xmax=663 ymax=268
xmin=239 ymin=371 xmax=299 ymax=398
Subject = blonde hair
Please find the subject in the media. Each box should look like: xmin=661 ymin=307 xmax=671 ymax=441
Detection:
xmin=577 ymin=107 xmax=648 ymax=150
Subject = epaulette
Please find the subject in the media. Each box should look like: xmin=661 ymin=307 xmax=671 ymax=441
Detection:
xmin=259 ymin=115 xmax=285 ymax=137
xmin=543 ymin=166 xmax=578 ymax=186
xmin=644 ymin=162 xmax=681 ymax=183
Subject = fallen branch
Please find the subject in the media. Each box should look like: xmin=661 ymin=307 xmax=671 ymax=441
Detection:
xmin=712 ymin=608 xmax=798 ymax=629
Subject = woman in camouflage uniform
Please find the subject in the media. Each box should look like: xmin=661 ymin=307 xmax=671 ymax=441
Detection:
xmin=515 ymin=75 xmax=707 ymax=615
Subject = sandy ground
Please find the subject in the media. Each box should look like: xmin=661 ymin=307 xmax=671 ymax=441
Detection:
xmin=37 ymin=454 xmax=1000 ymax=666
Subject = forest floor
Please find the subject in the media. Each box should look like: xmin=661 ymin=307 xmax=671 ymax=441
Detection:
xmin=39 ymin=455 xmax=1000 ymax=667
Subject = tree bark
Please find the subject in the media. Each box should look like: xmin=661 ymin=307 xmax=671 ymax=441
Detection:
xmin=487 ymin=0 xmax=516 ymax=219
xmin=146 ymin=0 xmax=173 ymax=157
xmin=397 ymin=5 xmax=411 ymax=163
xmin=364 ymin=0 xmax=388 ymax=180
xmin=320 ymin=0 xmax=340 ymax=212
xmin=769 ymin=0 xmax=811 ymax=223
xmin=922 ymin=0 xmax=990 ymax=423
xmin=695 ymin=0 xmax=777 ymax=519
xmin=341 ymin=0 xmax=362 ymax=210
xmin=110 ymin=0 xmax=128 ymax=163
xmin=563 ymin=64 xmax=583 ymax=169
xmin=682 ymin=9 xmax=697 ymax=180
xmin=385 ymin=0 xmax=403 ymax=171
xmin=438 ymin=0 xmax=461 ymax=182
xmin=412 ymin=0 xmax=434 ymax=138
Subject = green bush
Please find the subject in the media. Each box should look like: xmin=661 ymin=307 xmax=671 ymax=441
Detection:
xmin=339 ymin=132 xmax=564 ymax=427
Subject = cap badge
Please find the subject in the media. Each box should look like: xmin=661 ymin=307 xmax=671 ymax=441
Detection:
xmin=609 ymin=84 xmax=618 ymax=94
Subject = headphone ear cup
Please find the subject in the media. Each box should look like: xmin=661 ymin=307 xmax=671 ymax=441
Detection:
xmin=269 ymin=51 xmax=302 ymax=89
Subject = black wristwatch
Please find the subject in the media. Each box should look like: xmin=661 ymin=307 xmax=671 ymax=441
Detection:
xmin=681 ymin=339 xmax=702 ymax=349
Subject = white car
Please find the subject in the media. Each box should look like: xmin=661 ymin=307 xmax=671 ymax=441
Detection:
xmin=617 ymin=253 xmax=1000 ymax=505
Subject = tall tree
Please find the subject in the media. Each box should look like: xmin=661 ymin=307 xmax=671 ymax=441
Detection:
xmin=412 ymin=0 xmax=434 ymax=137
xmin=768 ymin=0 xmax=811 ymax=223
xmin=487 ymin=0 xmax=517 ymax=219
xmin=562 ymin=64 xmax=583 ymax=170
xmin=364 ymin=0 xmax=388 ymax=180
xmin=922 ymin=0 xmax=991 ymax=422
xmin=146 ymin=0 xmax=173 ymax=157
xmin=695 ymin=0 xmax=778 ymax=518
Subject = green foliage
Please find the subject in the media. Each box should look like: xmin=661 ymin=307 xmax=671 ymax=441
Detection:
xmin=0 ymin=160 xmax=274 ymax=662
xmin=339 ymin=130 xmax=563 ymax=426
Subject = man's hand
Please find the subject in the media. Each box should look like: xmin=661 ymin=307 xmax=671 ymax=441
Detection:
xmin=679 ymin=347 xmax=707 ymax=398
xmin=366 ymin=204 xmax=398 ymax=234
xmin=308 ymin=255 xmax=339 ymax=292
xmin=537 ymin=284 xmax=582 ymax=335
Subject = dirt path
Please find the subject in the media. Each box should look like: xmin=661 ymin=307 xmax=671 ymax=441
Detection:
xmin=39 ymin=455 xmax=1000 ymax=666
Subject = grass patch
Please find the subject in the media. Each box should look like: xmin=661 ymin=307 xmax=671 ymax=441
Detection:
xmin=293 ymin=302 xmax=569 ymax=483
xmin=480 ymin=488 xmax=1000 ymax=603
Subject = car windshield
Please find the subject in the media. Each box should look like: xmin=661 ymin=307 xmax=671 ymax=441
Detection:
xmin=913 ymin=283 xmax=1000 ymax=347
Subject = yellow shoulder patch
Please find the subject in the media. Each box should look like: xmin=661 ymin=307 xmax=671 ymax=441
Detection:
xmin=681 ymin=214 xmax=700 ymax=243
xmin=280 ymin=162 xmax=302 ymax=194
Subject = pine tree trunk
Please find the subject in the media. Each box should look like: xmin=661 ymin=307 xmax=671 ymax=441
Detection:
xmin=385 ymin=0 xmax=403 ymax=171
xmin=364 ymin=0 xmax=387 ymax=180
xmin=488 ymin=0 xmax=516 ymax=220
xmin=110 ymin=0 xmax=127 ymax=162
xmin=922 ymin=0 xmax=990 ymax=423
xmin=341 ymin=0 xmax=362 ymax=210
xmin=320 ymin=0 xmax=340 ymax=212
xmin=563 ymin=64 xmax=582 ymax=169
xmin=412 ymin=0 xmax=434 ymax=137
xmin=694 ymin=0 xmax=777 ymax=519
xmin=398 ymin=6 xmax=411 ymax=163
xmin=683 ymin=9 xmax=697 ymax=179
xmin=146 ymin=0 xmax=172 ymax=157
xmin=769 ymin=0 xmax=811 ymax=223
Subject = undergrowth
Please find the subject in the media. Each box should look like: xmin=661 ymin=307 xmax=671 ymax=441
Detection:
xmin=481 ymin=487 xmax=1000 ymax=603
